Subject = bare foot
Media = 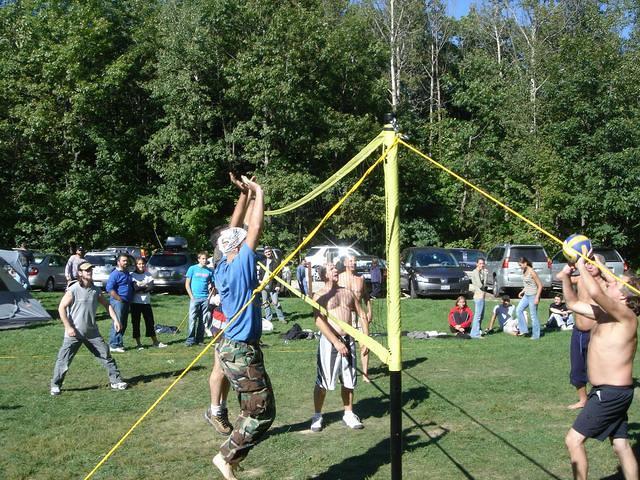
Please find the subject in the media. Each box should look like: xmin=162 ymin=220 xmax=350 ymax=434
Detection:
xmin=362 ymin=374 xmax=371 ymax=383
xmin=213 ymin=453 xmax=238 ymax=480
xmin=567 ymin=401 xmax=585 ymax=410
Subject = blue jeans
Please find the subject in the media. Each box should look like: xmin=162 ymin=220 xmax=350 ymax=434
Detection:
xmin=186 ymin=298 xmax=208 ymax=345
xmin=470 ymin=298 xmax=485 ymax=338
xmin=109 ymin=299 xmax=129 ymax=348
xmin=517 ymin=295 xmax=540 ymax=339
xmin=261 ymin=289 xmax=285 ymax=322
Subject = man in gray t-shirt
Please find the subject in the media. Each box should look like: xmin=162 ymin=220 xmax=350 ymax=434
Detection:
xmin=50 ymin=261 xmax=128 ymax=395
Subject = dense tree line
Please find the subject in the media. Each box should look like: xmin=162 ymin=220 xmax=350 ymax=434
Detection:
xmin=1 ymin=0 xmax=639 ymax=264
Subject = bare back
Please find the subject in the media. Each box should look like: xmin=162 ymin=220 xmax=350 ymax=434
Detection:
xmin=338 ymin=271 xmax=367 ymax=303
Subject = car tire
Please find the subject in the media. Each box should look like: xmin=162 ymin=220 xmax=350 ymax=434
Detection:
xmin=493 ymin=276 xmax=501 ymax=298
xmin=410 ymin=279 xmax=418 ymax=299
xmin=45 ymin=277 xmax=55 ymax=292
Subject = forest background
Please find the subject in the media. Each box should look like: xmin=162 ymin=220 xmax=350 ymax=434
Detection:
xmin=1 ymin=0 xmax=639 ymax=262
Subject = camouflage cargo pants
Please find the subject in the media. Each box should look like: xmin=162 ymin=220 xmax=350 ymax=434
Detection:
xmin=216 ymin=338 xmax=276 ymax=464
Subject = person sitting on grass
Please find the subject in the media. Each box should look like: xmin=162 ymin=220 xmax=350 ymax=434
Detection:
xmin=448 ymin=295 xmax=473 ymax=336
xmin=486 ymin=295 xmax=519 ymax=335
xmin=546 ymin=294 xmax=574 ymax=330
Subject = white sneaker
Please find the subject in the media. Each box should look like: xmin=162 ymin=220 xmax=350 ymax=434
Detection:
xmin=111 ymin=346 xmax=125 ymax=353
xmin=342 ymin=412 xmax=364 ymax=430
xmin=154 ymin=342 xmax=168 ymax=348
xmin=310 ymin=414 xmax=323 ymax=432
xmin=110 ymin=382 xmax=128 ymax=390
xmin=204 ymin=327 xmax=213 ymax=338
xmin=50 ymin=386 xmax=61 ymax=396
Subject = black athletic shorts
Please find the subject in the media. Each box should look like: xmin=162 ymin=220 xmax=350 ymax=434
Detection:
xmin=572 ymin=385 xmax=634 ymax=441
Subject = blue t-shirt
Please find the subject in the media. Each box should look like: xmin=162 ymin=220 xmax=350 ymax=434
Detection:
xmin=106 ymin=269 xmax=134 ymax=302
xmin=215 ymin=243 xmax=261 ymax=342
xmin=186 ymin=265 xmax=214 ymax=299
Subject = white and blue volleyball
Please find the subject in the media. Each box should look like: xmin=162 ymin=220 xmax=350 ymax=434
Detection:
xmin=562 ymin=234 xmax=592 ymax=262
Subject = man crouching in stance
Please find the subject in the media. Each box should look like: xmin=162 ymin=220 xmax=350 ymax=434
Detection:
xmin=559 ymin=254 xmax=640 ymax=479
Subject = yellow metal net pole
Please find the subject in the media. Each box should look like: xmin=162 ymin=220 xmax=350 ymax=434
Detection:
xmin=383 ymin=116 xmax=402 ymax=480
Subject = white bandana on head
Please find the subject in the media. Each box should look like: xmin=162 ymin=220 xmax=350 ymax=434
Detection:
xmin=217 ymin=227 xmax=247 ymax=254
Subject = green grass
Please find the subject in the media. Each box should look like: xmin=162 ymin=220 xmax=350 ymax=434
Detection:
xmin=1 ymin=292 xmax=638 ymax=479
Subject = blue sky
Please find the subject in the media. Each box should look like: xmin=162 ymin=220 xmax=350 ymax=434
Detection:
xmin=446 ymin=0 xmax=476 ymax=19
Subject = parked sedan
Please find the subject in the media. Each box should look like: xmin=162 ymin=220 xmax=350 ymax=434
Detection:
xmin=29 ymin=253 xmax=67 ymax=291
xmin=551 ymin=247 xmax=628 ymax=290
xmin=84 ymin=251 xmax=136 ymax=289
xmin=400 ymin=247 xmax=470 ymax=298
xmin=146 ymin=251 xmax=197 ymax=292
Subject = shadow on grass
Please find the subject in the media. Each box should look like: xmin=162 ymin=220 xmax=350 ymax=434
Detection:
xmin=598 ymin=422 xmax=640 ymax=480
xmin=125 ymin=366 xmax=207 ymax=386
xmin=310 ymin=428 xmax=447 ymax=480
xmin=367 ymin=356 xmax=428 ymax=377
xmin=404 ymin=370 xmax=563 ymax=479
xmin=283 ymin=312 xmax=313 ymax=323
xmin=0 ymin=405 xmax=23 ymax=410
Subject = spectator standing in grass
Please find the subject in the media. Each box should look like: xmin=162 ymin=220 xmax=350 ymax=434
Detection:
xmin=516 ymin=257 xmax=543 ymax=340
xmin=258 ymin=246 xmax=286 ymax=323
xmin=50 ymin=261 xmax=127 ymax=395
xmin=185 ymin=252 xmax=214 ymax=347
xmin=469 ymin=258 xmax=488 ymax=339
xmin=212 ymin=175 xmax=275 ymax=480
xmin=448 ymin=295 xmax=473 ymax=336
xmin=486 ymin=295 xmax=519 ymax=335
xmin=130 ymin=257 xmax=166 ymax=350
xmin=560 ymin=255 xmax=640 ymax=479
xmin=296 ymin=259 xmax=309 ymax=295
xmin=369 ymin=258 xmax=382 ymax=299
xmin=546 ymin=294 xmax=574 ymax=330
xmin=64 ymin=245 xmax=85 ymax=286
xmin=106 ymin=254 xmax=133 ymax=353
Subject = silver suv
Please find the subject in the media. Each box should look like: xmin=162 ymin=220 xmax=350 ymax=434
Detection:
xmin=551 ymin=247 xmax=628 ymax=290
xmin=485 ymin=244 xmax=552 ymax=296
xmin=146 ymin=251 xmax=197 ymax=293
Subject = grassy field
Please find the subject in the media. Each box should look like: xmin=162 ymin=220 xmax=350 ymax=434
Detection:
xmin=1 ymin=292 xmax=638 ymax=479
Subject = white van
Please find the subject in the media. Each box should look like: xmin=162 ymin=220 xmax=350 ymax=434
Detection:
xmin=485 ymin=244 xmax=552 ymax=296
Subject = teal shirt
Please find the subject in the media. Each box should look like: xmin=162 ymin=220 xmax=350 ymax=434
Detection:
xmin=186 ymin=265 xmax=214 ymax=299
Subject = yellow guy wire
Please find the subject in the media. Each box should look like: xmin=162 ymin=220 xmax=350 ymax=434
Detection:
xmin=86 ymin=137 xmax=398 ymax=479
xmin=399 ymin=139 xmax=640 ymax=296
xmin=84 ymin=290 xmax=258 ymax=480
xmin=259 ymin=262 xmax=390 ymax=364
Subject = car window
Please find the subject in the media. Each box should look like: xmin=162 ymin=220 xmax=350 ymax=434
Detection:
xmin=148 ymin=254 xmax=189 ymax=267
xmin=85 ymin=254 xmax=118 ymax=266
xmin=487 ymin=248 xmax=501 ymax=262
xmin=552 ymin=251 xmax=565 ymax=263
xmin=306 ymin=247 xmax=322 ymax=257
xmin=33 ymin=254 xmax=46 ymax=265
xmin=414 ymin=251 xmax=458 ymax=267
xmin=49 ymin=256 xmax=63 ymax=267
xmin=509 ymin=247 xmax=547 ymax=263
xmin=593 ymin=248 xmax=622 ymax=262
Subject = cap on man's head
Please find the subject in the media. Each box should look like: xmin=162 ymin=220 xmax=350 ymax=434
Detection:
xmin=77 ymin=246 xmax=85 ymax=252
xmin=217 ymin=227 xmax=248 ymax=254
xmin=264 ymin=246 xmax=272 ymax=253
xmin=78 ymin=261 xmax=94 ymax=271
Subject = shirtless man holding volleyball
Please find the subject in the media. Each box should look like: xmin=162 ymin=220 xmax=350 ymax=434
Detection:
xmin=559 ymin=253 xmax=640 ymax=479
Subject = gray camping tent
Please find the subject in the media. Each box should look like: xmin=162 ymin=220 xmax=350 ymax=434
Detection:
xmin=0 ymin=250 xmax=52 ymax=329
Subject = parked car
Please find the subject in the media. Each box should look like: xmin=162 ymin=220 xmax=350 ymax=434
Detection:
xmin=354 ymin=255 xmax=387 ymax=296
xmin=400 ymin=247 xmax=470 ymax=298
xmin=28 ymin=253 xmax=67 ymax=291
xmin=304 ymin=245 xmax=366 ymax=279
xmin=104 ymin=245 xmax=143 ymax=258
xmin=84 ymin=251 xmax=136 ymax=289
xmin=146 ymin=251 xmax=197 ymax=292
xmin=485 ymin=244 xmax=552 ymax=296
xmin=447 ymin=248 xmax=486 ymax=274
xmin=551 ymin=247 xmax=628 ymax=290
